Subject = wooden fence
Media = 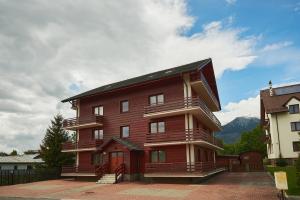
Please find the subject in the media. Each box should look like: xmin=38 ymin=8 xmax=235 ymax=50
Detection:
xmin=0 ymin=168 xmax=60 ymax=186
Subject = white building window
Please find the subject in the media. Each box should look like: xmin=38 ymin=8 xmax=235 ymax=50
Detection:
xmin=289 ymin=104 xmax=299 ymax=114
xmin=291 ymin=122 xmax=300 ymax=131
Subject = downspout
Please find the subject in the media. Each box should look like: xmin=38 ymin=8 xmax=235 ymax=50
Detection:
xmin=275 ymin=113 xmax=282 ymax=158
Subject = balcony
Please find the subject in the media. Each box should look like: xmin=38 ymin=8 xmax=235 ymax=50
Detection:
xmin=144 ymin=98 xmax=222 ymax=131
xmin=63 ymin=115 xmax=104 ymax=130
xmin=190 ymin=72 xmax=220 ymax=111
xmin=144 ymin=161 xmax=224 ymax=177
xmin=61 ymin=165 xmax=98 ymax=176
xmin=61 ymin=140 xmax=103 ymax=152
xmin=144 ymin=129 xmax=223 ymax=149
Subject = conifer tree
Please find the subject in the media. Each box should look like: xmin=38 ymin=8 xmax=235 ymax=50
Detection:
xmin=40 ymin=114 xmax=74 ymax=169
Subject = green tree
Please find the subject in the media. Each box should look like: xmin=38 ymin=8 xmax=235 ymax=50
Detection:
xmin=24 ymin=150 xmax=38 ymax=155
xmin=238 ymin=125 xmax=267 ymax=156
xmin=40 ymin=114 xmax=74 ymax=169
xmin=0 ymin=152 xmax=8 ymax=156
xmin=220 ymin=125 xmax=267 ymax=157
xmin=10 ymin=150 xmax=18 ymax=156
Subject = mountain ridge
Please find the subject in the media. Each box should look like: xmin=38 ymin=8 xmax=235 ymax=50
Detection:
xmin=215 ymin=117 xmax=260 ymax=144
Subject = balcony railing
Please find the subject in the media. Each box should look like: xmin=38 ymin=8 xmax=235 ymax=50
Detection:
xmin=63 ymin=115 xmax=104 ymax=130
xmin=144 ymin=97 xmax=221 ymax=129
xmin=190 ymin=72 xmax=219 ymax=109
xmin=145 ymin=161 xmax=216 ymax=173
xmin=62 ymin=140 xmax=103 ymax=151
xmin=145 ymin=129 xmax=223 ymax=148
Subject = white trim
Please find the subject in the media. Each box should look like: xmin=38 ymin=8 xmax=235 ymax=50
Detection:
xmin=144 ymin=139 xmax=223 ymax=150
xmin=63 ymin=122 xmax=103 ymax=130
xmin=61 ymin=147 xmax=97 ymax=153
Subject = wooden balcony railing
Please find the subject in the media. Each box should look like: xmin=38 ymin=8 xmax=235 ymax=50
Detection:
xmin=144 ymin=97 xmax=221 ymax=128
xmin=190 ymin=72 xmax=219 ymax=108
xmin=145 ymin=129 xmax=223 ymax=148
xmin=61 ymin=165 xmax=98 ymax=174
xmin=62 ymin=140 xmax=103 ymax=151
xmin=145 ymin=161 xmax=216 ymax=173
xmin=63 ymin=115 xmax=104 ymax=130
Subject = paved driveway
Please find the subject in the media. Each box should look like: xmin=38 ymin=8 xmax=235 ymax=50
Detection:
xmin=0 ymin=172 xmax=278 ymax=200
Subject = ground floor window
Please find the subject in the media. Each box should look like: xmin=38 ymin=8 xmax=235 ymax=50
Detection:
xmin=91 ymin=153 xmax=102 ymax=165
xmin=293 ymin=141 xmax=300 ymax=152
xmin=150 ymin=150 xmax=166 ymax=163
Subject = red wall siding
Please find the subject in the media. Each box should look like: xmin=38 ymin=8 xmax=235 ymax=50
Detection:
xmin=78 ymin=77 xmax=184 ymax=148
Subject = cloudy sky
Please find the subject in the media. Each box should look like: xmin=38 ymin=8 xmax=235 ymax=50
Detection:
xmin=0 ymin=0 xmax=300 ymax=153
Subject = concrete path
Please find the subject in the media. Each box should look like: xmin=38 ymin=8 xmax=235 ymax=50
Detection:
xmin=0 ymin=172 xmax=279 ymax=200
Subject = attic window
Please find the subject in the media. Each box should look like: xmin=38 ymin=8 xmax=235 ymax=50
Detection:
xmin=165 ymin=70 xmax=172 ymax=74
xmin=148 ymin=75 xmax=154 ymax=78
xmin=106 ymin=85 xmax=111 ymax=88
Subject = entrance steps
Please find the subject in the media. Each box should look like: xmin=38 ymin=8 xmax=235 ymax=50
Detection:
xmin=96 ymin=174 xmax=115 ymax=184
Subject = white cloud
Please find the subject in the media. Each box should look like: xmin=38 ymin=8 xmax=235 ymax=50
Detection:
xmin=261 ymin=41 xmax=293 ymax=52
xmin=0 ymin=0 xmax=257 ymax=152
xmin=226 ymin=0 xmax=237 ymax=5
xmin=215 ymin=95 xmax=260 ymax=125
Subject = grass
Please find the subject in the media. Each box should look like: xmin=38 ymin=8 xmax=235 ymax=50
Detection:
xmin=267 ymin=165 xmax=300 ymax=196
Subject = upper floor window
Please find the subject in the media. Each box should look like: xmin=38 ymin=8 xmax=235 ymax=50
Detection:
xmin=291 ymin=122 xmax=300 ymax=131
xmin=293 ymin=142 xmax=300 ymax=152
xmin=289 ymin=104 xmax=299 ymax=114
xmin=120 ymin=100 xmax=129 ymax=113
xmin=150 ymin=121 xmax=165 ymax=133
xmin=121 ymin=126 xmax=130 ymax=138
xmin=94 ymin=106 xmax=103 ymax=116
xmin=151 ymin=150 xmax=166 ymax=163
xmin=94 ymin=129 xmax=103 ymax=140
xmin=149 ymin=94 xmax=164 ymax=105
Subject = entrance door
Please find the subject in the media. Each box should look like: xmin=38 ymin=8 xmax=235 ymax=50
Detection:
xmin=110 ymin=152 xmax=124 ymax=172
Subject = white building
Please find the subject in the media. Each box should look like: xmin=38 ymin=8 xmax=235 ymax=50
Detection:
xmin=0 ymin=154 xmax=44 ymax=170
xmin=261 ymin=82 xmax=300 ymax=164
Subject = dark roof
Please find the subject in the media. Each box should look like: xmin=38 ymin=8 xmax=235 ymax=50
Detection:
xmin=260 ymin=83 xmax=300 ymax=114
xmin=62 ymin=58 xmax=212 ymax=102
xmin=99 ymin=136 xmax=142 ymax=151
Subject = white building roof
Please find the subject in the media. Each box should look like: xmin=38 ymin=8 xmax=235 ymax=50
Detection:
xmin=0 ymin=154 xmax=44 ymax=164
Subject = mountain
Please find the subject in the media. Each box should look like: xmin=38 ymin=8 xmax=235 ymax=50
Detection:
xmin=215 ymin=117 xmax=260 ymax=144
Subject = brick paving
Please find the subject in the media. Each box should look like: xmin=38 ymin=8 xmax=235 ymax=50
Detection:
xmin=0 ymin=172 xmax=279 ymax=200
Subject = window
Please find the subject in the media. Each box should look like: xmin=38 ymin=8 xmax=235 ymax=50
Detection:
xmin=27 ymin=165 xmax=32 ymax=170
xmin=150 ymin=121 xmax=165 ymax=133
xmin=14 ymin=165 xmax=18 ymax=170
xmin=151 ymin=150 xmax=166 ymax=163
xmin=91 ymin=153 xmax=102 ymax=165
xmin=149 ymin=94 xmax=164 ymax=105
xmin=94 ymin=129 xmax=103 ymax=140
xmin=121 ymin=100 xmax=129 ymax=113
xmin=94 ymin=106 xmax=103 ymax=116
xmin=289 ymin=104 xmax=300 ymax=114
xmin=291 ymin=122 xmax=300 ymax=131
xmin=121 ymin=126 xmax=130 ymax=138
xmin=293 ymin=142 xmax=300 ymax=152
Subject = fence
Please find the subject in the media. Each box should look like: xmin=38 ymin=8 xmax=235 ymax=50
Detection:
xmin=0 ymin=168 xmax=60 ymax=186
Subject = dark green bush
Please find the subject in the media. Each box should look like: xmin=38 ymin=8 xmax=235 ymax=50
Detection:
xmin=276 ymin=158 xmax=288 ymax=167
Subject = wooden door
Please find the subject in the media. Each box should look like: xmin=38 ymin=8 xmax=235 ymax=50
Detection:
xmin=110 ymin=152 xmax=124 ymax=172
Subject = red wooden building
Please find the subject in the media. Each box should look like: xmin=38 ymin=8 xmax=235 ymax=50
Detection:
xmin=61 ymin=58 xmax=224 ymax=182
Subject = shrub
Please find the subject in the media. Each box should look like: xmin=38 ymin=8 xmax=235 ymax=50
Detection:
xmin=276 ymin=158 xmax=288 ymax=167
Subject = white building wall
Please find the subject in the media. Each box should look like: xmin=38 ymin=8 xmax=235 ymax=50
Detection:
xmin=268 ymin=98 xmax=300 ymax=159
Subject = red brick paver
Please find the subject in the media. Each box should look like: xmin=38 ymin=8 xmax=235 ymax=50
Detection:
xmin=0 ymin=172 xmax=278 ymax=200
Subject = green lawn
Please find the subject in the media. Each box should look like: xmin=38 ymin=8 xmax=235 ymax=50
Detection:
xmin=267 ymin=165 xmax=300 ymax=195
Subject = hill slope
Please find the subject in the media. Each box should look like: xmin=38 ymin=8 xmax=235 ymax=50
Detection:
xmin=215 ymin=117 xmax=260 ymax=144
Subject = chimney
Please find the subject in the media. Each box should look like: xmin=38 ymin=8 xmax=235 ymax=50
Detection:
xmin=269 ymin=80 xmax=273 ymax=96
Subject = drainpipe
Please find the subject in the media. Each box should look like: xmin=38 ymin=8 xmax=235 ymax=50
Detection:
xmin=275 ymin=114 xmax=282 ymax=158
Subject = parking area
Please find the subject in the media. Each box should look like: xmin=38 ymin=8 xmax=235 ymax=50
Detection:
xmin=0 ymin=172 xmax=278 ymax=200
